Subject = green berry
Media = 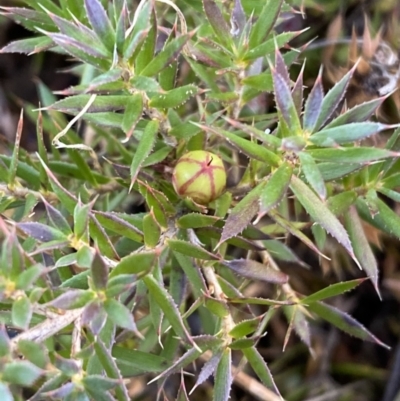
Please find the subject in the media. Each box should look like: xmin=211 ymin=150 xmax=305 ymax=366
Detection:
xmin=172 ymin=150 xmax=227 ymax=205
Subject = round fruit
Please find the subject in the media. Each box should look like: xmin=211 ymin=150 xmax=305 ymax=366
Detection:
xmin=172 ymin=150 xmax=226 ymax=205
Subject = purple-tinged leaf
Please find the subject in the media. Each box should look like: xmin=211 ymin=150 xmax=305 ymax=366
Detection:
xmin=292 ymin=61 xmax=305 ymax=117
xmin=43 ymin=199 xmax=71 ymax=235
xmin=273 ymin=73 xmax=301 ymax=133
xmin=191 ymin=351 xmax=222 ymax=395
xmin=230 ymin=0 xmax=246 ymax=38
xmin=44 ymin=31 xmax=108 ymax=58
xmin=325 ymin=96 xmax=387 ymax=128
xmin=306 ymin=147 xmax=399 ymax=164
xmin=242 ymin=346 xmax=281 ymax=396
xmin=218 ymin=182 xmax=265 ymax=247
xmin=84 ymin=0 xmax=115 ymax=51
xmin=313 ymin=65 xmax=356 ymax=132
xmin=37 ymin=154 xmax=78 ymax=214
xmin=91 ymin=248 xmax=108 ymax=291
xmin=303 ymin=70 xmax=324 ymax=132
xmin=299 ymin=152 xmax=326 ymax=200
xmin=54 ymin=354 xmax=80 ymax=376
xmin=248 ymin=0 xmax=283 ymax=49
xmin=344 ymin=207 xmax=380 ymax=297
xmin=46 ymin=11 xmax=108 ymax=53
xmin=275 ymin=48 xmax=291 ymax=87
xmin=130 ymin=120 xmax=159 ymax=185
xmin=283 ymin=306 xmax=311 ymax=352
xmin=307 ymin=301 xmax=390 ymax=349
xmin=196 ymin=124 xmax=280 ymax=166
xmin=82 ymin=301 xmax=107 ymax=336
xmin=167 ymin=239 xmax=219 ymax=260
xmin=203 ymin=0 xmax=231 ymax=48
xmin=301 ymin=278 xmax=366 ymax=304
xmin=214 ymin=349 xmax=232 ymax=401
xmin=142 ymin=274 xmax=197 ymax=348
xmin=290 ymin=175 xmax=357 ymax=264
xmin=0 ymin=37 xmax=54 ymax=54
xmin=257 ymin=162 xmax=293 ymax=221
xmin=17 ymin=222 xmax=67 ymax=243
xmin=49 ymin=290 xmax=95 ymax=310
xmin=310 ymin=122 xmax=395 ymax=146
xmin=223 ymin=259 xmax=288 ymax=284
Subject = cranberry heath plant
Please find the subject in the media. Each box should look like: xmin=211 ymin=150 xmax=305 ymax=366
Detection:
xmin=0 ymin=0 xmax=398 ymax=400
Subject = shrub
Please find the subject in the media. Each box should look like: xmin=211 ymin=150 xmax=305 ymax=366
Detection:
xmin=0 ymin=0 xmax=398 ymax=400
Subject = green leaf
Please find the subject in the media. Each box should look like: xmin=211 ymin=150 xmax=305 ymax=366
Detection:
xmin=141 ymin=33 xmax=193 ymax=77
xmin=299 ymin=152 xmax=326 ymax=200
xmin=94 ymin=211 xmax=144 ymax=243
xmin=113 ymin=346 xmax=168 ymax=376
xmin=0 ymin=36 xmax=53 ymax=54
xmin=290 ymin=175 xmax=356 ymax=262
xmin=248 ymin=0 xmax=283 ymax=49
xmin=259 ymin=162 xmax=293 ymax=216
xmin=12 ymin=296 xmax=32 ymax=330
xmin=130 ymin=120 xmax=159 ymax=184
xmin=344 ymin=207 xmax=380 ymax=297
xmin=91 ymin=248 xmax=108 ymax=291
xmin=310 ymin=123 xmax=393 ymax=146
xmin=110 ymin=250 xmax=156 ymax=277
xmin=167 ymin=239 xmax=219 ymax=260
xmin=142 ymin=274 xmax=195 ymax=347
xmin=103 ymin=299 xmax=137 ymax=331
xmin=307 ymin=302 xmax=390 ymax=349
xmin=121 ymin=93 xmax=143 ymax=137
xmin=143 ymin=211 xmax=161 ymax=248
xmin=2 ymin=360 xmax=43 ymax=386
xmin=326 ymin=191 xmax=358 ymax=216
xmin=149 ymin=85 xmax=200 ymax=109
xmin=301 ymin=279 xmax=366 ymax=304
xmin=197 ymin=124 xmax=280 ymax=166
xmin=229 ymin=316 xmax=263 ymax=339
xmin=204 ymin=296 xmax=230 ymax=318
xmin=314 ymin=65 xmax=355 ymax=131
xmin=17 ymin=340 xmax=49 ymax=369
xmin=8 ymin=110 xmax=23 ymax=186
xmin=242 ymin=346 xmax=280 ymax=395
xmin=214 ymin=348 xmax=232 ymax=401
xmin=177 ymin=213 xmax=220 ymax=229
xmin=93 ymin=339 xmax=130 ymax=401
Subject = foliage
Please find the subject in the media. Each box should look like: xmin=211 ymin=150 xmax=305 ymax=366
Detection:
xmin=0 ymin=0 xmax=398 ymax=400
